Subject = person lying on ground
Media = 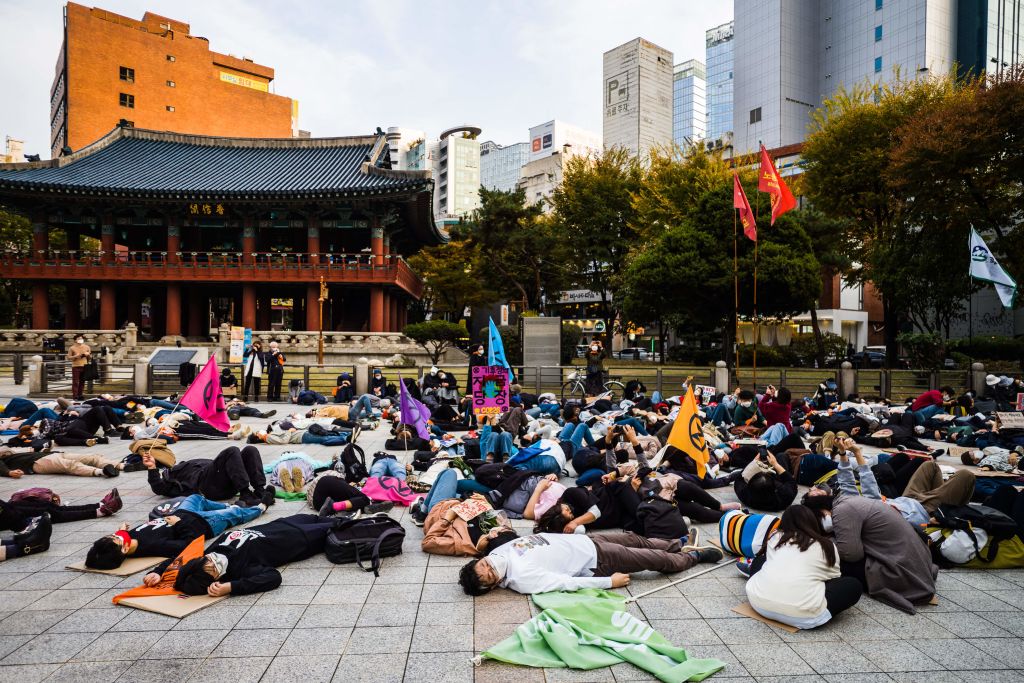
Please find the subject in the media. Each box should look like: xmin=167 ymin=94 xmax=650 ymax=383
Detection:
xmin=143 ymin=446 xmax=276 ymax=506
xmin=458 ymin=530 xmax=723 ymax=596
xmin=37 ymin=405 xmax=123 ymax=447
xmin=961 ymin=447 xmax=1022 ymax=473
xmin=743 ymin=504 xmax=862 ymax=629
xmin=0 ymin=445 xmax=125 ymax=478
xmin=0 ymin=488 xmax=121 ymax=531
xmin=0 ymin=514 xmax=52 ymax=562
xmin=85 ymin=493 xmax=267 ymax=569
xmin=166 ymin=513 xmax=344 ymax=596
xmin=243 ymin=420 xmax=357 ymax=447
xmin=422 ymin=496 xmax=520 ymax=557
xmin=225 ymin=399 xmax=277 ymax=421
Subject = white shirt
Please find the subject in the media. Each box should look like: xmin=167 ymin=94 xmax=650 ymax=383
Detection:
xmin=745 ymin=534 xmax=841 ymax=629
xmin=490 ymin=533 xmax=612 ymax=594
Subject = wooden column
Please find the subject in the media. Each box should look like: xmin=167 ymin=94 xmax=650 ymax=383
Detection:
xmin=187 ymin=289 xmax=204 ymax=338
xmin=65 ymin=285 xmax=80 ymax=329
xmin=307 ymin=219 xmax=320 ymax=265
xmin=242 ymin=216 xmax=256 ymax=265
xmin=32 ymin=220 xmax=49 ymax=257
xmin=32 ymin=283 xmax=49 ymax=329
xmin=165 ymin=284 xmax=182 ymax=336
xmin=167 ymin=222 xmax=180 ymax=263
xmin=370 ymin=288 xmax=385 ymax=332
xmin=292 ymin=295 xmax=303 ymax=331
xmin=389 ymin=293 xmax=400 ymax=332
xmin=242 ymin=284 xmax=256 ymax=330
xmin=371 ymin=223 xmax=384 ymax=266
xmin=256 ymin=295 xmax=271 ymax=331
xmin=100 ymin=283 xmax=116 ymax=330
xmin=399 ymin=303 xmax=407 ymax=331
xmin=101 ymin=220 xmax=115 ymax=264
xmin=124 ymin=287 xmax=142 ymax=326
xmin=306 ymin=284 xmax=320 ymax=332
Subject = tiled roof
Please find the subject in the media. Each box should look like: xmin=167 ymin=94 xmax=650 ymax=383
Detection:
xmin=0 ymin=127 xmax=434 ymax=199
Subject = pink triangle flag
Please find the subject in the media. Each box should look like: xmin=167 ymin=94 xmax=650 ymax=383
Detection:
xmin=179 ymin=356 xmax=231 ymax=432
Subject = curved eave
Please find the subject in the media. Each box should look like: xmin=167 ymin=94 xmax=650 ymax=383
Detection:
xmin=0 ymin=179 xmax=433 ymax=201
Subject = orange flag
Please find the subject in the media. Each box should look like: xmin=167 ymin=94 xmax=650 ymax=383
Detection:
xmin=666 ymin=384 xmax=711 ymax=479
xmin=112 ymin=536 xmax=205 ymax=603
xmin=758 ymin=144 xmax=797 ymax=224
xmin=733 ymin=173 xmax=757 ymax=242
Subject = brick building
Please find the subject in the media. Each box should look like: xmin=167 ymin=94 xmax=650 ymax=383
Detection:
xmin=51 ymin=2 xmax=295 ymax=158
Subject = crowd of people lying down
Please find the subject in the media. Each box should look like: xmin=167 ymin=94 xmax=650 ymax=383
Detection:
xmin=2 ymin=368 xmax=1024 ymax=633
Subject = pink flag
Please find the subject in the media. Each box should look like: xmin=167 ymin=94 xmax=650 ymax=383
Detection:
xmin=179 ymin=357 xmax=231 ymax=432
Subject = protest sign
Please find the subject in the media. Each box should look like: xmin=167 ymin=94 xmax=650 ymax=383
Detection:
xmin=472 ymin=365 xmax=510 ymax=416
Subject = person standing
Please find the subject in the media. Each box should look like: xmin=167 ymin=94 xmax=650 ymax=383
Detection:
xmin=584 ymin=340 xmax=606 ymax=396
xmin=67 ymin=334 xmax=91 ymax=401
xmin=243 ymin=340 xmax=265 ymax=402
xmin=266 ymin=341 xmax=286 ymax=402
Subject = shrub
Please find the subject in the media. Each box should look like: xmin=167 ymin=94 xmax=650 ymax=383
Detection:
xmin=477 ymin=324 xmax=522 ymax=365
xmin=560 ymin=322 xmax=583 ymax=365
xmin=897 ymin=332 xmax=945 ymax=370
xmin=403 ymin=320 xmax=468 ymax=365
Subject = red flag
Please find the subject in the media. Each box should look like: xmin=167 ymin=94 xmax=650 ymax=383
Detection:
xmin=758 ymin=144 xmax=797 ymax=224
xmin=180 ymin=357 xmax=231 ymax=432
xmin=733 ymin=173 xmax=757 ymax=242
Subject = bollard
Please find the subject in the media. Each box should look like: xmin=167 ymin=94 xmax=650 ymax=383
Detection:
xmin=714 ymin=361 xmax=729 ymax=395
xmin=354 ymin=360 xmax=369 ymax=395
xmin=125 ymin=323 xmax=137 ymax=348
xmin=970 ymin=362 xmax=986 ymax=395
xmin=839 ymin=361 xmax=855 ymax=401
xmin=134 ymin=361 xmax=149 ymax=395
xmin=28 ymin=354 xmax=43 ymax=395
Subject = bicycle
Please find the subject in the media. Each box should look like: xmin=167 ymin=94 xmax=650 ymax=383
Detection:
xmin=560 ymin=370 xmax=625 ymax=402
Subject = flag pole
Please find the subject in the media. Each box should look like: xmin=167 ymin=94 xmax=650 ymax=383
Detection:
xmin=733 ymin=205 xmax=740 ymax=383
xmin=753 ymin=237 xmax=759 ymax=388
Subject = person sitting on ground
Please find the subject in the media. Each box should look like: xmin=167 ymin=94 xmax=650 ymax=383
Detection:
xmin=732 ymin=390 xmax=766 ymax=430
xmin=733 ymin=450 xmax=799 ymax=512
xmin=334 ymin=372 xmax=355 ymax=404
xmin=802 ymin=477 xmax=937 ymax=614
xmin=0 ymin=514 xmax=52 ymax=562
xmin=743 ymin=505 xmax=862 ymax=629
xmin=909 ymin=386 xmax=955 ymax=426
xmin=164 ymin=513 xmax=344 ymax=596
xmin=422 ymin=495 xmax=520 ymax=557
xmin=370 ymin=368 xmax=394 ymax=398
xmin=759 ymin=384 xmax=794 ymax=434
xmin=458 ymin=530 xmax=723 ymax=596
xmin=0 ymin=488 xmax=121 ymax=532
xmin=85 ymin=493 xmax=267 ymax=569
xmin=220 ymin=368 xmax=238 ymax=397
xmin=0 ymin=445 xmax=125 ymax=478
xmin=143 ymin=446 xmax=276 ymax=506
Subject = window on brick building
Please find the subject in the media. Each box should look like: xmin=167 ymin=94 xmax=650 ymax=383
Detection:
xmin=119 ymin=93 xmax=134 ymax=108
xmin=166 ymin=105 xmax=175 ymax=112
xmin=167 ymin=80 xmax=175 ymax=88
xmin=166 ymin=54 xmax=176 ymax=62
xmin=119 ymin=66 xmax=134 ymax=82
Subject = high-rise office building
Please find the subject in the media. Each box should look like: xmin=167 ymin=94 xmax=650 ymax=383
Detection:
xmin=528 ymin=120 xmax=602 ymax=163
xmin=433 ymin=125 xmax=482 ymax=222
xmin=957 ymin=0 xmax=1024 ymax=77
xmin=603 ymin=38 xmax=674 ymax=159
xmin=50 ymin=2 xmax=296 ymax=158
xmin=705 ymin=22 xmax=735 ymax=143
xmin=672 ymin=59 xmax=707 ymax=147
xmin=479 ymin=141 xmax=531 ymax=193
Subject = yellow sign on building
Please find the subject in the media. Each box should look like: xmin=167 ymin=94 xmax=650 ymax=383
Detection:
xmin=219 ymin=71 xmax=269 ymax=92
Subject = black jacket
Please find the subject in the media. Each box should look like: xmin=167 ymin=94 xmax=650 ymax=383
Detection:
xmin=733 ymin=471 xmax=798 ymax=512
xmin=635 ymin=497 xmax=688 ymax=540
xmin=128 ymin=512 xmax=212 ymax=558
xmin=148 ymin=460 xmax=212 ymax=497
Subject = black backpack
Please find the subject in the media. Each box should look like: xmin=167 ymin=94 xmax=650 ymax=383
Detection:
xmin=335 ymin=443 xmax=368 ymax=483
xmin=934 ymin=503 xmax=1019 ymax=562
xmin=324 ymin=515 xmax=406 ymax=576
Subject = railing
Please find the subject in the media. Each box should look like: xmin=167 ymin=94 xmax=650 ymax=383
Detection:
xmin=0 ymin=250 xmax=424 ymax=297
xmin=148 ymin=363 xmax=357 ymax=398
xmin=0 ymin=353 xmax=27 ymax=385
xmin=36 ymin=360 xmax=135 ymax=397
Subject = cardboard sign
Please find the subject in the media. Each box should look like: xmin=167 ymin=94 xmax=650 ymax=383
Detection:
xmin=1016 ymin=393 xmax=1024 ymax=411
xmin=472 ymin=365 xmax=510 ymax=416
xmin=694 ymin=385 xmax=716 ymax=403
xmin=997 ymin=412 xmax=1024 ymax=429
xmin=228 ymin=326 xmax=245 ymax=363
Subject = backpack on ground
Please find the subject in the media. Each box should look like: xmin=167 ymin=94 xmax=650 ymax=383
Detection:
xmin=334 ymin=442 xmax=368 ymax=483
xmin=9 ymin=487 xmax=59 ymax=506
xmin=933 ymin=503 xmax=1018 ymax=563
xmin=325 ymin=515 xmax=406 ymax=576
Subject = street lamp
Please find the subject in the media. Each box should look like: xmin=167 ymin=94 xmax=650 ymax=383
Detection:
xmin=317 ymin=275 xmax=327 ymax=366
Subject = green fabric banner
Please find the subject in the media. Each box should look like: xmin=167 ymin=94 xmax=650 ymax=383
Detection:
xmin=476 ymin=589 xmax=726 ymax=682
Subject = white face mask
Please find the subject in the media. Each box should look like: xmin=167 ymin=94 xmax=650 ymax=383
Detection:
xmin=591 ymin=345 xmax=599 ymax=351
xmin=821 ymin=514 xmax=834 ymax=532
xmin=485 ymin=554 xmax=507 ymax=581
xmin=207 ymin=552 xmax=229 ymax=578
xmin=739 ymin=401 xmax=752 ymax=408
xmin=75 ymin=338 xmax=84 ymax=344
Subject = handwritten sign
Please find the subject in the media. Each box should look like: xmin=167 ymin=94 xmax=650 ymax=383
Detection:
xmin=472 ymin=365 xmax=510 ymax=416
xmin=228 ymin=326 xmax=245 ymax=363
xmin=694 ymin=384 xmax=716 ymax=403
xmin=1016 ymin=393 xmax=1024 ymax=411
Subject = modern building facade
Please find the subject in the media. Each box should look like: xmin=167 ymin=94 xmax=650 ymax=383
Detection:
xmin=432 ymin=126 xmax=482 ymax=223
xmin=479 ymin=141 xmax=530 ymax=192
xmin=528 ymin=120 xmax=602 ymax=163
xmin=672 ymin=59 xmax=707 ymax=147
xmin=0 ymin=126 xmax=441 ymax=336
xmin=51 ymin=3 xmax=296 ymax=159
xmin=384 ymin=127 xmax=426 ymax=171
xmin=705 ymin=22 xmax=735 ymax=143
xmin=2 ymin=137 xmax=24 ymax=164
xmin=957 ymin=0 xmax=1024 ymax=77
xmin=603 ymin=38 xmax=674 ymax=160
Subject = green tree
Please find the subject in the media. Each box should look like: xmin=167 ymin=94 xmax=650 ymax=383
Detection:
xmin=0 ymin=207 xmax=32 ymax=328
xmin=551 ymin=148 xmax=642 ymax=343
xmin=402 ymin=320 xmax=467 ymax=365
xmin=407 ymin=240 xmax=500 ymax=323
xmin=452 ymin=187 xmax=569 ymax=312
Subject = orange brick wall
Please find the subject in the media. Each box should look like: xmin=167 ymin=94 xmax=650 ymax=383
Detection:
xmin=55 ymin=2 xmax=293 ymax=156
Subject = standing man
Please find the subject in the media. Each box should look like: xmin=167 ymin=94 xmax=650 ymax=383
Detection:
xmin=242 ymin=340 xmax=265 ymax=402
xmin=67 ymin=334 xmax=91 ymax=401
xmin=267 ymin=341 xmax=286 ymax=402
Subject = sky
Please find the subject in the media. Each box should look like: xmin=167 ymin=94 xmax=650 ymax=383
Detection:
xmin=0 ymin=0 xmax=732 ymax=159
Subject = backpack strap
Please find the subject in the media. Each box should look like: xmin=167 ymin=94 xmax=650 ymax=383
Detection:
xmin=354 ymin=526 xmax=404 ymax=577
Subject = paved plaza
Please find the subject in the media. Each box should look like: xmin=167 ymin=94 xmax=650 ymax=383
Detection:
xmin=1 ymin=396 xmax=1024 ymax=683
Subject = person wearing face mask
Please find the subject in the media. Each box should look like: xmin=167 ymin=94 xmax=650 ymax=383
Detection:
xmin=802 ymin=466 xmax=938 ymax=614
xmin=242 ymin=341 xmax=266 ymax=402
xmin=731 ymin=390 xmax=766 ymax=430
xmin=583 ymin=340 xmax=606 ymax=396
xmin=909 ymin=385 xmax=955 ymax=426
xmin=266 ymin=341 xmax=286 ymax=402
xmin=67 ymin=335 xmax=91 ymax=401
xmin=166 ymin=513 xmax=343 ymax=596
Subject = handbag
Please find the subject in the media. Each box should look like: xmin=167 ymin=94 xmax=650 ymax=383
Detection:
xmin=81 ymin=360 xmax=99 ymax=381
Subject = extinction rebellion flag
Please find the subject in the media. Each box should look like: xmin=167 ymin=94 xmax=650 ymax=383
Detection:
xmin=969 ymin=227 xmax=1017 ymax=308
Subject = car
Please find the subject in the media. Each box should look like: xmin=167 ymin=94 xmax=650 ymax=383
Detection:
xmin=848 ymin=350 xmax=885 ymax=368
xmin=614 ymin=347 xmax=654 ymax=361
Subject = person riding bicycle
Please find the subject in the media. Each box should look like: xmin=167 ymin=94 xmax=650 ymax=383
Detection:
xmin=584 ymin=340 xmax=606 ymax=396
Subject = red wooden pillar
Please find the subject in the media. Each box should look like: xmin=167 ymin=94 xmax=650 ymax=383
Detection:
xmin=65 ymin=285 xmax=80 ymax=329
xmin=32 ymin=283 xmax=49 ymax=329
xmin=242 ymin=284 xmax=256 ymax=330
xmin=100 ymin=283 xmax=116 ymax=330
xmin=306 ymin=283 xmax=320 ymax=332
xmin=242 ymin=216 xmax=256 ymax=265
xmin=101 ymin=219 xmax=115 ymax=264
xmin=307 ymin=218 xmax=320 ymax=265
xmin=371 ymin=223 xmax=384 ymax=266
xmin=256 ymin=295 xmax=271 ymax=330
xmin=187 ymin=288 xmax=204 ymax=338
xmin=388 ymin=293 xmax=400 ymax=332
xmin=369 ymin=288 xmax=385 ymax=332
xmin=165 ymin=284 xmax=182 ymax=336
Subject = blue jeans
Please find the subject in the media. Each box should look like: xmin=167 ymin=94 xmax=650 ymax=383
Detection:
xmin=350 ymin=395 xmax=374 ymax=421
xmin=148 ymin=399 xmax=181 ymax=411
xmin=177 ymin=494 xmax=262 ymax=535
xmin=708 ymin=403 xmax=732 ymax=426
xmin=558 ymin=423 xmax=595 ymax=454
xmin=913 ymin=404 xmax=943 ymax=425
xmin=1 ymin=398 xmax=38 ymax=419
xmin=762 ymin=423 xmax=790 ymax=447
xmin=302 ymin=432 xmax=349 ymax=446
xmin=614 ymin=416 xmax=649 ymax=436
xmin=24 ymin=407 xmax=59 ymax=426
xmin=369 ymin=457 xmax=406 ymax=481
xmin=483 ymin=431 xmax=515 ymax=460
xmin=527 ymin=404 xmax=561 ymax=419
xmin=423 ymin=469 xmax=458 ymax=512
xmin=457 ymin=479 xmax=491 ymax=495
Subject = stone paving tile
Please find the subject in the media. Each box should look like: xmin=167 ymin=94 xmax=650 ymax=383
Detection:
xmin=296 ymin=604 xmax=361 ymax=629
xmin=0 ymin=610 xmax=72 ymax=636
xmin=474 ymin=660 xmax=546 ymax=683
xmin=911 ymin=638 xmax=1010 ymax=670
xmin=728 ymin=642 xmax=815 ymax=677
xmin=46 ymin=659 xmax=132 ymax=683
xmin=790 ymin=641 xmax=880 ymax=674
xmin=410 ymin=622 xmax=474 ymax=652
xmin=68 ymin=630 xmax=165 ymax=662
xmin=262 ymin=654 xmax=341 ymax=682
xmin=355 ymin=601 xmax=419 ymax=627
xmin=707 ymin=616 xmax=785 ymax=645
xmin=0 ymin=632 xmax=98 ymax=665
xmin=346 ymin=625 xmax=414 ymax=654
xmin=847 ymin=639 xmax=946 ymax=673
xmin=405 ymin=651 xmax=475 ymax=682
xmin=278 ymin=627 xmax=352 ymax=656
xmin=333 ymin=653 xmax=408 ymax=683
xmin=185 ymin=656 xmax=273 ymax=683
xmin=0 ymin=663 xmax=59 ymax=683
xmin=211 ymin=627 xmax=288 ymax=658
xmin=117 ymin=657 xmax=202 ymax=683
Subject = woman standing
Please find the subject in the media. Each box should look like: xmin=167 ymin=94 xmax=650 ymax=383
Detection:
xmin=243 ymin=341 xmax=265 ymax=402
xmin=584 ymin=340 xmax=606 ymax=396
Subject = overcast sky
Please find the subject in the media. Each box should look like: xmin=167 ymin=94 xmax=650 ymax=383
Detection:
xmin=0 ymin=0 xmax=732 ymax=158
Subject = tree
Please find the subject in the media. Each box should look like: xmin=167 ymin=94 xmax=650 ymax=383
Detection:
xmin=402 ymin=320 xmax=467 ymax=365
xmin=406 ymin=240 xmax=500 ymax=323
xmin=551 ymin=148 xmax=642 ymax=343
xmin=0 ymin=207 xmax=32 ymax=328
xmin=801 ymin=75 xmax=963 ymax=364
xmin=452 ymin=188 xmax=570 ymax=312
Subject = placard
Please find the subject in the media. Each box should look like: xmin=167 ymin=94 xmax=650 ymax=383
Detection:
xmin=228 ymin=326 xmax=245 ymax=363
xmin=1016 ymin=393 xmax=1024 ymax=411
xmin=694 ymin=384 xmax=716 ymax=403
xmin=472 ymin=365 xmax=510 ymax=416
xmin=997 ymin=412 xmax=1024 ymax=429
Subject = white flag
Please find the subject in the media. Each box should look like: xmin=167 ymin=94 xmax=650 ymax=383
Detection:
xmin=969 ymin=227 xmax=1017 ymax=308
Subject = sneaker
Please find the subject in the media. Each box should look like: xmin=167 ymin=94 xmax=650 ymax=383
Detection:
xmin=236 ymin=490 xmax=260 ymax=508
xmin=279 ymin=467 xmax=295 ymax=493
xmin=410 ymin=498 xmax=427 ymax=526
xmin=101 ymin=464 xmax=120 ymax=478
xmin=99 ymin=488 xmax=122 ymax=516
xmin=681 ymin=528 xmax=701 ymax=552
xmin=261 ymin=485 xmax=276 ymax=507
xmin=350 ymin=425 xmax=362 ymax=444
xmin=364 ymin=501 xmax=394 ymax=515
xmin=14 ymin=514 xmax=52 ymax=556
xmin=291 ymin=465 xmax=305 ymax=490
xmin=96 ymin=436 xmax=110 ymax=445
xmin=735 ymin=558 xmax=755 ymax=578
xmin=121 ymin=461 xmax=147 ymax=473
xmin=261 ymin=410 xmax=278 ymax=418
xmin=930 ymin=449 xmax=946 ymax=460
xmin=85 ymin=438 xmax=97 ymax=447
xmin=318 ymin=496 xmax=338 ymax=518
xmin=689 ymin=546 xmax=724 ymax=564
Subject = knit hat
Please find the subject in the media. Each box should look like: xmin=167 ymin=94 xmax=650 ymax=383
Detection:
xmin=986 ymin=374 xmax=1000 ymax=386
xmin=998 ymin=375 xmax=1013 ymax=387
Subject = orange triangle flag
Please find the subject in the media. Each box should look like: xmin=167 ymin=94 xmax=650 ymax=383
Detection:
xmin=112 ymin=536 xmax=205 ymax=603
xmin=666 ymin=385 xmax=711 ymax=479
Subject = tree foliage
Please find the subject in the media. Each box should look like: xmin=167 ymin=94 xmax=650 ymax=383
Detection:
xmin=406 ymin=240 xmax=499 ymax=323
xmin=402 ymin=320 xmax=467 ymax=365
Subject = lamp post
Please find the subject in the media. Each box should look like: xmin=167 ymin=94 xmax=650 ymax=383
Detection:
xmin=317 ymin=275 xmax=327 ymax=366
